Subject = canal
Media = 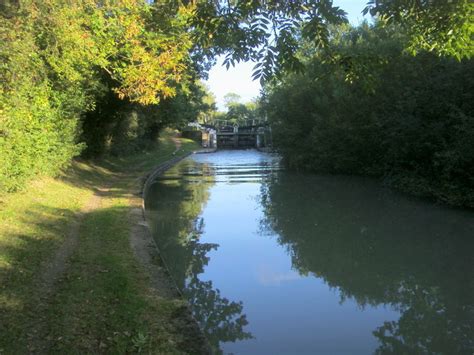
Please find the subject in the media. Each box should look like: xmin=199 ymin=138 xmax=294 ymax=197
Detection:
xmin=144 ymin=150 xmax=474 ymax=354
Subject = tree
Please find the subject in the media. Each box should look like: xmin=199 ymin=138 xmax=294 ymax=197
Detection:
xmin=220 ymin=93 xmax=260 ymax=126
xmin=364 ymin=0 xmax=473 ymax=59
xmin=262 ymin=23 xmax=474 ymax=207
xmin=223 ymin=93 xmax=242 ymax=109
xmin=0 ymin=0 xmax=196 ymax=189
xmin=190 ymin=0 xmax=472 ymax=84
xmin=197 ymin=83 xmax=218 ymax=124
xmin=1 ymin=0 xmax=472 ymax=192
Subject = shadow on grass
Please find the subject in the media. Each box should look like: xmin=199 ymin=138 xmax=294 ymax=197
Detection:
xmin=0 ymin=137 xmax=203 ymax=352
xmin=0 ymin=202 xmax=205 ymax=354
xmin=59 ymin=143 xmax=183 ymax=199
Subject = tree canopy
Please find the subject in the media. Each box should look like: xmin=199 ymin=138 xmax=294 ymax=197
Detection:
xmin=262 ymin=22 xmax=474 ymax=207
xmin=364 ymin=0 xmax=473 ymax=60
xmin=191 ymin=0 xmax=473 ymax=82
xmin=1 ymin=0 xmax=472 ymax=192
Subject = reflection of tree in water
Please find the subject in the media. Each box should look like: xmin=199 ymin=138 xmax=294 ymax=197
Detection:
xmin=261 ymin=173 xmax=474 ymax=354
xmin=372 ymin=284 xmax=474 ymax=355
xmin=184 ymin=236 xmax=252 ymax=353
xmin=145 ymin=162 xmax=252 ymax=353
xmin=186 ymin=279 xmax=251 ymax=352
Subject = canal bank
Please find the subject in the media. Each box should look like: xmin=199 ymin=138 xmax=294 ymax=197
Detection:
xmin=0 ymin=134 xmax=211 ymax=353
xmin=132 ymin=148 xmax=214 ymax=354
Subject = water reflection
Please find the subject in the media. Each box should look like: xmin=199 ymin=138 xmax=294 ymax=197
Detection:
xmin=261 ymin=173 xmax=474 ymax=354
xmin=145 ymin=157 xmax=253 ymax=353
xmin=184 ymin=233 xmax=253 ymax=353
xmin=145 ymin=151 xmax=473 ymax=354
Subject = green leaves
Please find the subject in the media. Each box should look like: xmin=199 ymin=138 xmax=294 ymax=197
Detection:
xmin=364 ymin=0 xmax=474 ymax=59
xmin=263 ymin=22 xmax=474 ymax=207
xmin=0 ymin=0 xmax=197 ymax=191
xmin=190 ymin=0 xmax=347 ymax=83
xmin=2 ymin=0 xmax=473 ymax=193
xmin=190 ymin=0 xmax=472 ymax=84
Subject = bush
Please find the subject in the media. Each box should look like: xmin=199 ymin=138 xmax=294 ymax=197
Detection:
xmin=263 ymin=24 xmax=474 ymax=207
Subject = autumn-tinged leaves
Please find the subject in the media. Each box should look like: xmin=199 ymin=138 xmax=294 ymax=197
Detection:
xmin=0 ymin=0 xmax=195 ymax=191
xmin=106 ymin=2 xmax=193 ymax=105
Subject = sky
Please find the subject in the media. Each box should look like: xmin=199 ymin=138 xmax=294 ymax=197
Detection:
xmin=205 ymin=0 xmax=370 ymax=111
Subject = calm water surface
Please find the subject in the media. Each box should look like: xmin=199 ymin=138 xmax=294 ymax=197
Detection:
xmin=145 ymin=150 xmax=474 ymax=354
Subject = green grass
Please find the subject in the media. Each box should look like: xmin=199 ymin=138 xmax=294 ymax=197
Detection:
xmin=0 ymin=133 xmax=201 ymax=353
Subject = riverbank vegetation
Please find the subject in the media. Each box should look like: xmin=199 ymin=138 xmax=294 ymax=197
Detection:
xmin=0 ymin=0 xmax=212 ymax=193
xmin=263 ymin=23 xmax=474 ymax=207
xmin=1 ymin=0 xmax=473 ymax=352
xmin=0 ymin=133 xmax=204 ymax=352
xmin=2 ymin=0 xmax=471 ymax=195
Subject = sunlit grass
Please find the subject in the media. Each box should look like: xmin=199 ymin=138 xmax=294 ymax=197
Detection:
xmin=0 ymin=132 xmax=201 ymax=353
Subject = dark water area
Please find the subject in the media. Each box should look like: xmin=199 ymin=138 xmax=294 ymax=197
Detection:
xmin=144 ymin=150 xmax=474 ymax=354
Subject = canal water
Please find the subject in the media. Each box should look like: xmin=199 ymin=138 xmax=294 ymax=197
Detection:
xmin=144 ymin=150 xmax=474 ymax=354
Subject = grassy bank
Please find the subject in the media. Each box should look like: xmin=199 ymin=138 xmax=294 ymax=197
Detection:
xmin=0 ymin=133 xmax=204 ymax=353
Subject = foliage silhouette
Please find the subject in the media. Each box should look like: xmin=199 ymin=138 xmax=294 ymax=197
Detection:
xmin=263 ymin=23 xmax=474 ymax=207
xmin=260 ymin=172 xmax=474 ymax=354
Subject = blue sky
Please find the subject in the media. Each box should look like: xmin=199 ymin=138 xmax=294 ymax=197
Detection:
xmin=205 ymin=0 xmax=370 ymax=111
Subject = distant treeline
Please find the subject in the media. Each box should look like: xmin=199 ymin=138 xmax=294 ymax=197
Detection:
xmin=263 ymin=24 xmax=474 ymax=207
xmin=1 ymin=1 xmax=471 ymax=195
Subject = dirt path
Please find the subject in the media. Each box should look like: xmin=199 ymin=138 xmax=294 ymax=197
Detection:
xmin=26 ymin=189 xmax=105 ymax=352
xmin=37 ymin=191 xmax=103 ymax=290
xmin=30 ymin=132 xmax=183 ymax=299
xmin=23 ymin=136 xmax=209 ymax=353
xmin=171 ymin=136 xmax=182 ymax=152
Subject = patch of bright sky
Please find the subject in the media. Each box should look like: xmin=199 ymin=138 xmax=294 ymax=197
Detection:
xmin=205 ymin=0 xmax=371 ymax=111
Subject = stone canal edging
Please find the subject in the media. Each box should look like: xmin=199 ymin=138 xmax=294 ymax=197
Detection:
xmin=141 ymin=152 xmax=193 ymax=206
xmin=129 ymin=149 xmax=213 ymax=354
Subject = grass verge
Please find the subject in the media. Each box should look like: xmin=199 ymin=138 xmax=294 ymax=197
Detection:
xmin=0 ymin=132 xmax=203 ymax=353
